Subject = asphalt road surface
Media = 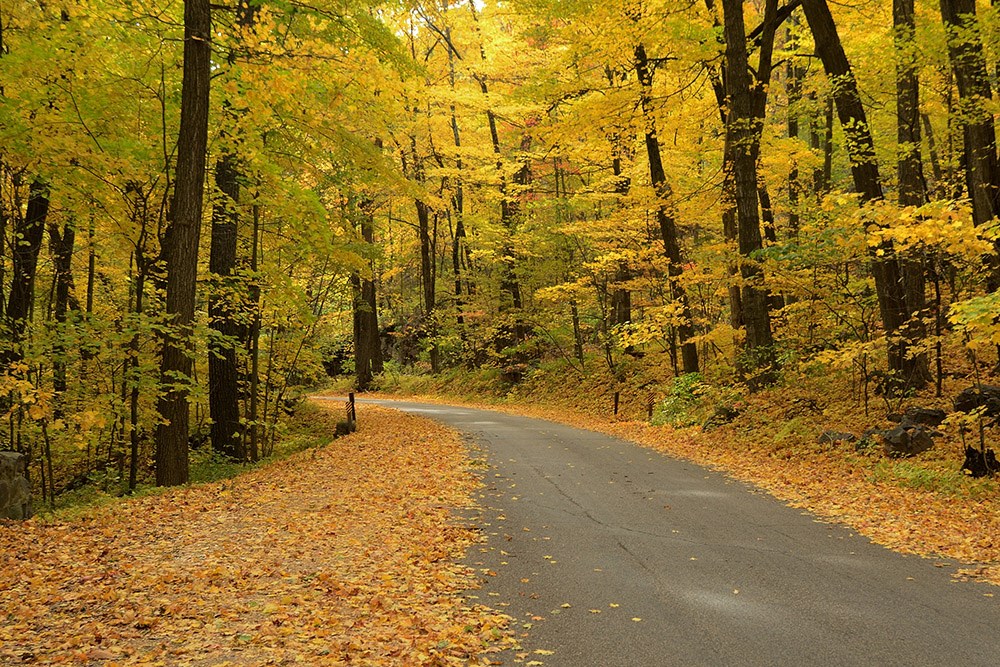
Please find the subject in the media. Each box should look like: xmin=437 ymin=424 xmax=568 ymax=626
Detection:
xmin=364 ymin=399 xmax=1000 ymax=666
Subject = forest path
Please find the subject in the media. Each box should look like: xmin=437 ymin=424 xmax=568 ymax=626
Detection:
xmin=369 ymin=399 xmax=1000 ymax=667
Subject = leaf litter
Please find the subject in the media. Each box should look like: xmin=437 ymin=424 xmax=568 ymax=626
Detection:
xmin=0 ymin=405 xmax=515 ymax=665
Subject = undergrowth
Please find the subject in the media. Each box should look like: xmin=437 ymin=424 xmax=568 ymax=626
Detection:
xmin=43 ymin=399 xmax=344 ymax=519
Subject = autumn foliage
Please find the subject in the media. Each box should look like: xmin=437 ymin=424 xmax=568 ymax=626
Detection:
xmin=0 ymin=405 xmax=513 ymax=665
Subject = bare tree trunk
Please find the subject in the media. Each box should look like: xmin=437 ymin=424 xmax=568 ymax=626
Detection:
xmin=155 ymin=0 xmax=211 ymax=487
xmin=352 ymin=204 xmax=383 ymax=391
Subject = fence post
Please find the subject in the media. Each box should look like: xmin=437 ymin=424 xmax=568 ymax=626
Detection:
xmin=346 ymin=392 xmax=357 ymax=429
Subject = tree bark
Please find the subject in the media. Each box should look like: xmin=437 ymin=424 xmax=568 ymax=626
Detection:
xmin=722 ymin=0 xmax=776 ymax=383
xmin=352 ymin=205 xmax=383 ymax=391
xmin=634 ymin=42 xmax=698 ymax=374
xmin=208 ymin=153 xmax=243 ymax=459
xmin=895 ymin=0 xmax=930 ymax=387
xmin=207 ymin=1 xmax=257 ymax=461
xmin=48 ymin=220 xmax=76 ymax=406
xmin=155 ymin=0 xmax=211 ymax=487
xmin=939 ymin=0 xmax=1000 ymax=290
xmin=3 ymin=178 xmax=49 ymax=367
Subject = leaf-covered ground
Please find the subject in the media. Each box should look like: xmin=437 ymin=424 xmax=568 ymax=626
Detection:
xmin=0 ymin=405 xmax=513 ymax=666
xmin=364 ymin=392 xmax=1000 ymax=588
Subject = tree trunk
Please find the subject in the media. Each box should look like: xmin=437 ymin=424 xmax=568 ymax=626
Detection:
xmin=155 ymin=0 xmax=211 ymax=487
xmin=3 ymin=178 xmax=49 ymax=367
xmin=634 ymin=42 xmax=698 ymax=374
xmin=352 ymin=206 xmax=383 ymax=391
xmin=609 ymin=143 xmax=633 ymax=330
xmin=722 ymin=0 xmax=776 ymax=383
xmin=207 ymin=1 xmax=257 ymax=461
xmin=787 ymin=15 xmax=805 ymax=238
xmin=208 ymin=153 xmax=243 ymax=460
xmin=940 ymin=0 xmax=1000 ymax=290
xmin=48 ymin=220 xmax=76 ymax=410
xmin=247 ymin=202 xmax=261 ymax=463
xmin=895 ymin=0 xmax=931 ymax=388
xmin=802 ymin=0 xmax=911 ymax=383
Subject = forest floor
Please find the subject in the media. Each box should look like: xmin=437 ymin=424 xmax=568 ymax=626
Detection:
xmin=0 ymin=405 xmax=515 ymax=666
xmin=360 ymin=375 xmax=1000 ymax=588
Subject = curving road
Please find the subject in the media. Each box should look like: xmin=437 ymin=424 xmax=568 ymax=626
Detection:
xmin=364 ymin=399 xmax=1000 ymax=666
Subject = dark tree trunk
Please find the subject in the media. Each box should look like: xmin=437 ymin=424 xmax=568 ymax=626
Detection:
xmin=609 ymin=144 xmax=632 ymax=330
xmin=247 ymin=203 xmax=261 ymax=462
xmin=48 ymin=220 xmax=76 ymax=407
xmin=787 ymin=15 xmax=805 ymax=238
xmin=895 ymin=0 xmax=931 ymax=388
xmin=207 ymin=0 xmax=257 ymax=461
xmin=921 ymin=113 xmax=945 ymax=195
xmin=208 ymin=153 xmax=243 ymax=460
xmin=634 ymin=42 xmax=698 ymax=374
xmin=3 ymin=178 xmax=49 ymax=367
xmin=352 ymin=207 xmax=382 ymax=391
xmin=940 ymin=0 xmax=1000 ymax=290
xmin=722 ymin=0 xmax=776 ymax=383
xmin=155 ymin=0 xmax=211 ymax=487
xmin=802 ymin=0 xmax=911 ymax=381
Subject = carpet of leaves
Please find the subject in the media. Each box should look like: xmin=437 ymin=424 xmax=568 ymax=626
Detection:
xmin=0 ymin=405 xmax=514 ymax=666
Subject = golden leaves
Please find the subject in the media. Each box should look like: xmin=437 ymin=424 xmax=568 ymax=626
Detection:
xmin=0 ymin=405 xmax=514 ymax=665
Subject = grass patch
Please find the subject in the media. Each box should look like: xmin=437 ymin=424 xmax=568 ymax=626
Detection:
xmin=869 ymin=459 xmax=996 ymax=499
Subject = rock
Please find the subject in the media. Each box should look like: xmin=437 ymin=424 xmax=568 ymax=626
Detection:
xmin=953 ymin=385 xmax=1000 ymax=421
xmin=784 ymin=397 xmax=822 ymax=419
xmin=500 ymin=364 xmax=529 ymax=384
xmin=818 ymin=430 xmax=857 ymax=446
xmin=855 ymin=428 xmax=882 ymax=452
xmin=962 ymin=446 xmax=999 ymax=478
xmin=0 ymin=452 xmax=32 ymax=520
xmin=879 ymin=418 xmax=935 ymax=458
xmin=702 ymin=405 xmax=740 ymax=431
xmin=888 ymin=407 xmax=947 ymax=427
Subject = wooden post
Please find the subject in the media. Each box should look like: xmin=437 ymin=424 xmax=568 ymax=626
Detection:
xmin=346 ymin=392 xmax=357 ymax=428
xmin=613 ymin=391 xmax=620 ymax=416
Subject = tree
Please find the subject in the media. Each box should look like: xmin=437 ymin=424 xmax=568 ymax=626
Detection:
xmin=207 ymin=1 xmax=259 ymax=461
xmin=634 ymin=41 xmax=699 ymax=374
xmin=894 ymin=0 xmax=930 ymax=386
xmin=155 ymin=0 xmax=212 ymax=487
xmin=3 ymin=178 xmax=49 ymax=367
xmin=801 ymin=0 xmax=913 ymax=387
xmin=721 ymin=0 xmax=777 ymax=383
xmin=939 ymin=0 xmax=1000 ymax=291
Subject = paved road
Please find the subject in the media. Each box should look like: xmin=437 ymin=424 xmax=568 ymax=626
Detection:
xmin=365 ymin=399 xmax=1000 ymax=666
